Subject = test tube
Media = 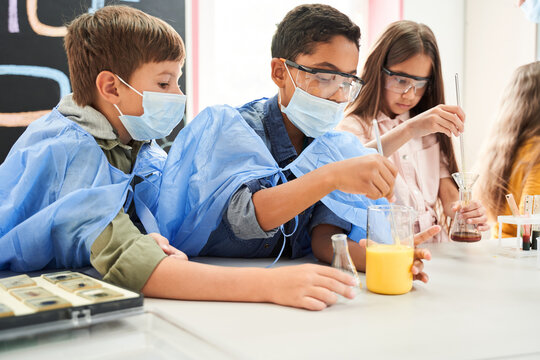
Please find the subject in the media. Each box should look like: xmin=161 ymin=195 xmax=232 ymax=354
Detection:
xmin=523 ymin=195 xmax=533 ymax=251
xmin=533 ymin=195 xmax=540 ymax=250
xmin=505 ymin=194 xmax=520 ymax=217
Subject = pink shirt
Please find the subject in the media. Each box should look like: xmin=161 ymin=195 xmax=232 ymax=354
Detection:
xmin=337 ymin=112 xmax=451 ymax=242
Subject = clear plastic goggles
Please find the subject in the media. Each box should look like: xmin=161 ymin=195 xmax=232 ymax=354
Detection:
xmin=383 ymin=67 xmax=430 ymax=96
xmin=281 ymin=58 xmax=364 ymax=103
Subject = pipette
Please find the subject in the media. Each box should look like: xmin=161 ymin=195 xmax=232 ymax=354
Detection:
xmin=455 ymin=73 xmax=466 ymax=174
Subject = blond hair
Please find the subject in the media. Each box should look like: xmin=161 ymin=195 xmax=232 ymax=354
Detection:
xmin=476 ymin=61 xmax=540 ymax=219
xmin=64 ymin=5 xmax=185 ymax=106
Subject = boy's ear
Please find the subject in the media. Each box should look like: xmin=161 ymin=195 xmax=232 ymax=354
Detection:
xmin=270 ymin=58 xmax=287 ymax=88
xmin=95 ymin=71 xmax=121 ymax=104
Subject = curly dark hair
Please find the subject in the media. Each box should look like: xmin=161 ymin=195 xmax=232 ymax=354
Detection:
xmin=271 ymin=4 xmax=360 ymax=61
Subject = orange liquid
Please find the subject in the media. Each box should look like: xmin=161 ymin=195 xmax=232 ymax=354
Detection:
xmin=366 ymin=244 xmax=414 ymax=295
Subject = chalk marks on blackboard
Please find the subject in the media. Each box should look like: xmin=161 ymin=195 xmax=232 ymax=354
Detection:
xmin=8 ymin=0 xmax=19 ymax=33
xmin=9 ymin=0 xmax=141 ymax=35
xmin=3 ymin=0 xmax=142 ymax=126
xmin=26 ymin=0 xmax=67 ymax=36
xmin=0 ymin=65 xmax=71 ymax=126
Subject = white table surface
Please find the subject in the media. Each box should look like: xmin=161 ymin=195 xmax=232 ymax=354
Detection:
xmin=2 ymin=239 xmax=540 ymax=360
xmin=148 ymin=240 xmax=540 ymax=360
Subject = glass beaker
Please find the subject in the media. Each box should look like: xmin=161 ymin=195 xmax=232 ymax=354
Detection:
xmin=366 ymin=205 xmax=414 ymax=295
xmin=450 ymin=172 xmax=482 ymax=242
xmin=331 ymin=234 xmax=361 ymax=290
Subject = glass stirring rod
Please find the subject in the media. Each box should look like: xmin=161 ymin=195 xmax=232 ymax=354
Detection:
xmin=455 ymin=73 xmax=466 ymax=173
xmin=372 ymin=119 xmax=400 ymax=245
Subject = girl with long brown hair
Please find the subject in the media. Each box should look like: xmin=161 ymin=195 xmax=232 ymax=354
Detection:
xmin=476 ymin=61 xmax=540 ymax=237
xmin=338 ymin=20 xmax=489 ymax=241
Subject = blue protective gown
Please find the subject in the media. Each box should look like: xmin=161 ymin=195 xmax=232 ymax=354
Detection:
xmin=0 ymin=109 xmax=165 ymax=271
xmin=149 ymin=105 xmax=388 ymax=257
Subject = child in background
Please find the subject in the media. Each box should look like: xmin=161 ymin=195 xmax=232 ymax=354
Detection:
xmin=476 ymin=61 xmax=540 ymax=238
xmin=0 ymin=5 xmax=357 ymax=311
xmin=338 ymin=20 xmax=489 ymax=241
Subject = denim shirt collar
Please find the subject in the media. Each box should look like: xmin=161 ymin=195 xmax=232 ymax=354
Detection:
xmin=263 ymin=95 xmax=312 ymax=167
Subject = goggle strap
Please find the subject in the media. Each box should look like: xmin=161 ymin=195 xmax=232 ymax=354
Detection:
xmin=283 ymin=64 xmax=298 ymax=90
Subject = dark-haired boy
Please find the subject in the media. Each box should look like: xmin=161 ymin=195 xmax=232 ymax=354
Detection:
xmin=0 ymin=5 xmax=356 ymax=311
xmin=197 ymin=4 xmax=437 ymax=279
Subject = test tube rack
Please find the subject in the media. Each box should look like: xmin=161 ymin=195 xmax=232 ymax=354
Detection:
xmin=497 ymin=215 xmax=540 ymax=261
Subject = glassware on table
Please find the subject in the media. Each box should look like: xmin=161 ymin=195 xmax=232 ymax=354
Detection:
xmin=331 ymin=234 xmax=361 ymax=290
xmin=532 ymin=195 xmax=540 ymax=250
xmin=449 ymin=172 xmax=482 ymax=242
xmin=366 ymin=205 xmax=415 ymax=295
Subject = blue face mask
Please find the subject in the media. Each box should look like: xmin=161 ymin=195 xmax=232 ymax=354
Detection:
xmin=280 ymin=66 xmax=347 ymax=138
xmin=521 ymin=0 xmax=540 ymax=23
xmin=114 ymin=75 xmax=186 ymax=141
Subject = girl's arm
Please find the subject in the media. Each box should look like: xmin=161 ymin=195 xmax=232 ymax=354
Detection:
xmin=438 ymin=177 xmax=459 ymax=217
xmin=364 ymin=104 xmax=465 ymax=157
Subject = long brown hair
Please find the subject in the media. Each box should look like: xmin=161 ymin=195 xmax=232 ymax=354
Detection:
xmin=347 ymin=20 xmax=458 ymax=175
xmin=476 ymin=61 xmax=540 ymax=219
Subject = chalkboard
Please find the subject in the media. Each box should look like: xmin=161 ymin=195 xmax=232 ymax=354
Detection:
xmin=0 ymin=0 xmax=186 ymax=162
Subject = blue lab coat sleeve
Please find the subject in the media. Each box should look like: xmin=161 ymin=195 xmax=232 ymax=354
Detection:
xmin=0 ymin=109 xmax=139 ymax=271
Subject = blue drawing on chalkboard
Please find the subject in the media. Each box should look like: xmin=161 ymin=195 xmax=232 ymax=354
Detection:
xmin=0 ymin=65 xmax=71 ymax=98
xmin=8 ymin=0 xmax=20 ymax=33
xmin=89 ymin=0 xmax=141 ymax=13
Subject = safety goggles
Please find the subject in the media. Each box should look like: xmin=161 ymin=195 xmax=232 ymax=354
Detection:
xmin=382 ymin=67 xmax=430 ymax=95
xmin=281 ymin=58 xmax=364 ymax=103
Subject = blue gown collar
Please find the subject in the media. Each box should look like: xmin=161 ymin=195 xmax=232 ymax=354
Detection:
xmin=263 ymin=95 xmax=300 ymax=167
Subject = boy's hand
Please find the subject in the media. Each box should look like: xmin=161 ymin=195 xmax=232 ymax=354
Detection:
xmin=266 ymin=264 xmax=357 ymax=311
xmin=412 ymin=225 xmax=439 ymax=283
xmin=148 ymin=233 xmax=188 ymax=260
xmin=407 ymin=104 xmax=465 ymax=138
xmin=452 ymin=200 xmax=490 ymax=232
xmin=331 ymin=154 xmax=397 ymax=200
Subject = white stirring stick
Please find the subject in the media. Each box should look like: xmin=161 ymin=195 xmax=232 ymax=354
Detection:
xmin=372 ymin=119 xmax=400 ymax=246
xmin=455 ymin=73 xmax=466 ymax=174
xmin=373 ymin=119 xmax=384 ymax=156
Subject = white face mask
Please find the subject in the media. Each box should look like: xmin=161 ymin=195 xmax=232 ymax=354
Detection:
xmin=280 ymin=66 xmax=347 ymax=138
xmin=521 ymin=0 xmax=540 ymax=23
xmin=114 ymin=75 xmax=186 ymax=141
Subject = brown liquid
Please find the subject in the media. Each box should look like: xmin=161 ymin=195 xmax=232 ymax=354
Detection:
xmin=450 ymin=231 xmax=481 ymax=242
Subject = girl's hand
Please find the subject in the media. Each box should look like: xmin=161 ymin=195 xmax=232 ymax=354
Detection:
xmin=452 ymin=200 xmax=490 ymax=232
xmin=358 ymin=225 xmax=439 ymax=284
xmin=407 ymin=104 xmax=465 ymax=138
xmin=412 ymin=225 xmax=439 ymax=283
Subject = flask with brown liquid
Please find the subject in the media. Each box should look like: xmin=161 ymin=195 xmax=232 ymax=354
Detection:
xmin=450 ymin=172 xmax=482 ymax=242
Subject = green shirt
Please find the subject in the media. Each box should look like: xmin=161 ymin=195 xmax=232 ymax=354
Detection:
xmin=58 ymin=95 xmax=166 ymax=291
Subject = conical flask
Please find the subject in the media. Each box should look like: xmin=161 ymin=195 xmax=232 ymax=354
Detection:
xmin=331 ymin=234 xmax=361 ymax=289
xmin=449 ymin=172 xmax=482 ymax=242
